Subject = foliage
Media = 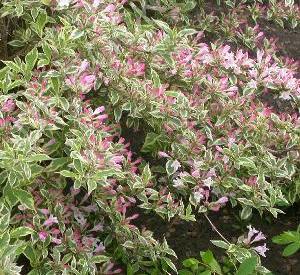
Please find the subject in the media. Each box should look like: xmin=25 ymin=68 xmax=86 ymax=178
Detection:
xmin=0 ymin=0 xmax=299 ymax=274
xmin=272 ymin=225 xmax=300 ymax=257
xmin=179 ymin=250 xmax=262 ymax=275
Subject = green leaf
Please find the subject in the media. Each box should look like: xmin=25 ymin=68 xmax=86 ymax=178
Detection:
xmin=162 ymin=257 xmax=177 ymax=273
xmin=114 ymin=107 xmax=122 ymax=122
xmin=201 ymin=250 xmax=222 ymax=274
xmin=23 ymin=246 xmax=37 ymax=266
xmin=150 ymin=68 xmax=161 ymax=88
xmin=142 ymin=164 xmax=151 ymax=183
xmin=87 ymin=179 xmax=97 ymax=194
xmin=91 ymin=255 xmax=111 ymax=263
xmin=35 ymin=11 xmax=48 ymax=36
xmin=59 ymin=170 xmax=77 ymax=178
xmin=182 ymin=258 xmax=199 ymax=268
xmin=178 ymin=29 xmax=198 ymax=37
xmin=0 ymin=232 xmax=10 ymax=255
xmin=211 ymin=240 xmax=229 ymax=249
xmin=153 ymin=19 xmax=172 ymax=33
xmin=70 ymin=29 xmax=84 ymax=40
xmin=240 ymin=206 xmax=253 ymax=220
xmin=282 ymin=242 xmax=300 ymax=257
xmin=11 ymin=226 xmax=35 ymax=238
xmin=0 ymin=212 xmax=10 ymax=233
xmin=25 ymin=48 xmax=38 ymax=71
xmin=178 ymin=270 xmax=194 ymax=275
xmin=199 ymin=271 xmax=212 ymax=275
xmin=166 ymin=159 xmax=180 ymax=176
xmin=14 ymin=189 xmax=35 ymax=210
xmin=3 ymin=61 xmax=21 ymax=73
xmin=27 ymin=154 xmax=51 ymax=162
xmin=236 ymin=257 xmax=257 ymax=275
xmin=46 ymin=157 xmax=70 ymax=172
xmin=236 ymin=157 xmax=256 ymax=170
xmin=59 ymin=97 xmax=69 ymax=111
xmin=94 ymin=169 xmax=116 ymax=180
xmin=42 ymin=42 xmax=52 ymax=59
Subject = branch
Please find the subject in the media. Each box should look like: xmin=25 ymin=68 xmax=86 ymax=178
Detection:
xmin=204 ymin=213 xmax=230 ymax=244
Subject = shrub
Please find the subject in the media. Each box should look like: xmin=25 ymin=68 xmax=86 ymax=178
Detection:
xmin=0 ymin=0 xmax=299 ymax=274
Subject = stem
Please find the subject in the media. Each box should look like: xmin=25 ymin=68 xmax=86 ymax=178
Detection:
xmin=204 ymin=213 xmax=230 ymax=244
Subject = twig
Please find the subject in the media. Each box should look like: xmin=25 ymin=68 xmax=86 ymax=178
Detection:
xmin=204 ymin=213 xmax=230 ymax=244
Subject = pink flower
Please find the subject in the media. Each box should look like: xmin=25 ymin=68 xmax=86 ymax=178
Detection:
xmin=38 ymin=231 xmax=48 ymax=241
xmin=65 ymin=76 xmax=76 ymax=86
xmin=247 ymin=176 xmax=257 ymax=187
xmin=43 ymin=215 xmax=58 ymax=227
xmin=39 ymin=208 xmax=50 ymax=215
xmin=90 ymin=223 xmax=104 ymax=232
xmin=1 ymin=99 xmax=15 ymax=113
xmin=92 ymin=0 xmax=101 ymax=8
xmin=244 ymin=225 xmax=266 ymax=245
xmin=252 ymin=232 xmax=266 ymax=243
xmin=216 ymin=196 xmax=228 ymax=204
xmin=103 ymin=4 xmax=116 ymax=13
xmin=110 ymin=155 xmax=124 ymax=168
xmin=158 ymin=151 xmax=170 ymax=158
xmin=254 ymin=243 xmax=269 ymax=257
xmin=79 ymin=59 xmax=89 ymax=72
xmin=52 ymin=237 xmax=62 ymax=245
xmin=80 ymin=74 xmax=96 ymax=91
xmin=93 ymin=106 xmax=105 ymax=115
xmin=126 ymin=58 xmax=146 ymax=77
xmin=94 ymin=242 xmax=105 ymax=253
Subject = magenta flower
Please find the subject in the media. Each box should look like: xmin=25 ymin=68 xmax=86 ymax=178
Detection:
xmin=65 ymin=76 xmax=76 ymax=86
xmin=110 ymin=155 xmax=124 ymax=168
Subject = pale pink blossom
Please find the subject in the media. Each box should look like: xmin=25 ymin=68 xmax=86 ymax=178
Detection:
xmin=254 ymin=243 xmax=269 ymax=257
xmin=52 ymin=237 xmax=62 ymax=245
xmin=103 ymin=4 xmax=116 ymax=13
xmin=80 ymin=74 xmax=96 ymax=88
xmin=1 ymin=99 xmax=15 ymax=113
xmin=39 ymin=208 xmax=50 ymax=215
xmin=126 ymin=58 xmax=146 ymax=77
xmin=38 ymin=231 xmax=48 ymax=241
xmin=158 ymin=151 xmax=170 ymax=158
xmin=43 ymin=215 xmax=58 ymax=227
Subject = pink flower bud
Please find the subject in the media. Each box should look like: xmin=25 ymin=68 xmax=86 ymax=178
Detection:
xmin=38 ymin=231 xmax=48 ymax=241
xmin=1 ymin=99 xmax=15 ymax=113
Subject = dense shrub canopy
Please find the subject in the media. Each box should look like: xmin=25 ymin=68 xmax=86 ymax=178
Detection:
xmin=0 ymin=0 xmax=299 ymax=274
